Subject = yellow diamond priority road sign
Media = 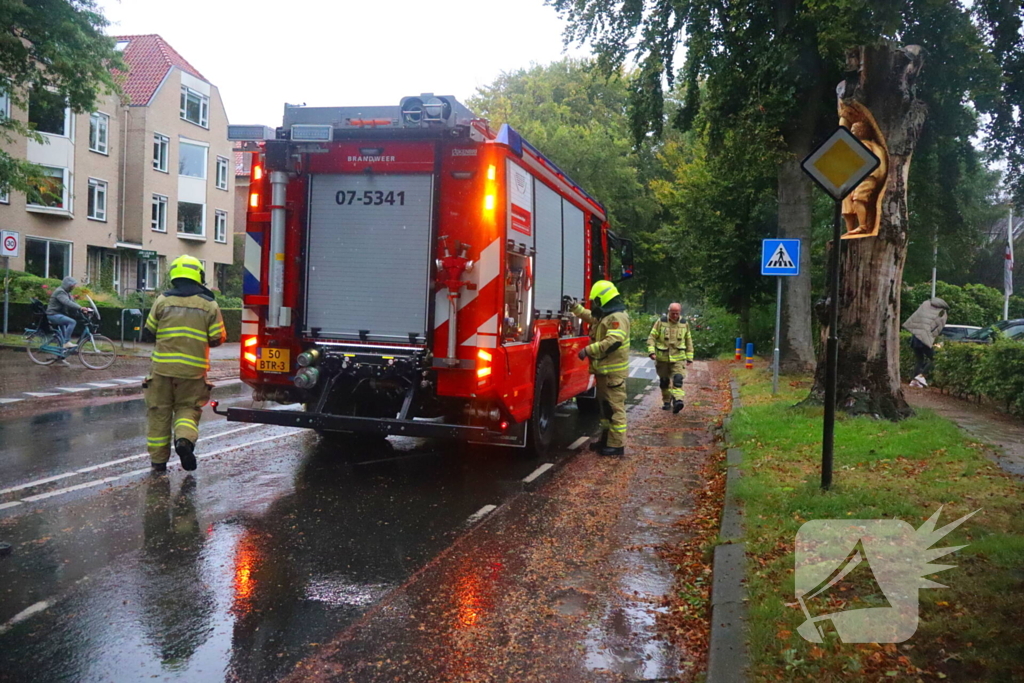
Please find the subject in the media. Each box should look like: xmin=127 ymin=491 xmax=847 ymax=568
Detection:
xmin=802 ymin=127 xmax=880 ymax=201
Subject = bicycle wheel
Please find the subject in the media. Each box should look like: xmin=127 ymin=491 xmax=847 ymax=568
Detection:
xmin=79 ymin=334 xmax=117 ymax=370
xmin=25 ymin=331 xmax=60 ymax=366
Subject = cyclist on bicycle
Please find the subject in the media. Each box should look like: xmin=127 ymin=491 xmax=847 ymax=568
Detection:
xmin=47 ymin=277 xmax=93 ymax=349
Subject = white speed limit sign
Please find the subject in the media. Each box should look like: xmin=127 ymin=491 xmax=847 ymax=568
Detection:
xmin=1 ymin=230 xmax=19 ymax=258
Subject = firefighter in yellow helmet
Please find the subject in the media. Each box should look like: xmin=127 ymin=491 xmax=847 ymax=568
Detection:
xmin=572 ymin=280 xmax=631 ymax=456
xmin=143 ymin=255 xmax=227 ymax=472
xmin=647 ymin=302 xmax=694 ymax=413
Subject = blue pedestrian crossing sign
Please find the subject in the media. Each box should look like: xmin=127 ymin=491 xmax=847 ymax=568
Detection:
xmin=762 ymin=239 xmax=801 ymax=276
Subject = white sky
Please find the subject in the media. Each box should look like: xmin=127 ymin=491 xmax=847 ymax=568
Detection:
xmin=97 ymin=0 xmax=590 ymax=126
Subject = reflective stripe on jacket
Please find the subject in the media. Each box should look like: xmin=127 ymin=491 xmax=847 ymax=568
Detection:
xmin=647 ymin=318 xmax=694 ymax=362
xmin=574 ymin=304 xmax=631 ymax=376
xmin=146 ymin=294 xmax=226 ymax=379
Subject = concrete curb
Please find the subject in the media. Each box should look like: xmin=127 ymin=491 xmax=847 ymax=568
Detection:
xmin=707 ymin=378 xmax=749 ymax=683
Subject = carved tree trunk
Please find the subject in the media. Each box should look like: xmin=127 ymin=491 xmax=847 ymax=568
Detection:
xmin=808 ymin=43 xmax=926 ymax=419
xmin=778 ymin=156 xmax=817 ymax=373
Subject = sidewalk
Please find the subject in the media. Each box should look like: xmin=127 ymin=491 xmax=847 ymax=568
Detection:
xmin=906 ymin=386 xmax=1024 ymax=477
xmin=286 ymin=361 xmax=730 ymax=682
xmin=0 ymin=343 xmax=239 ymax=405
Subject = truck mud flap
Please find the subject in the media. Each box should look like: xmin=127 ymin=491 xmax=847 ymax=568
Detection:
xmin=221 ymin=406 xmax=513 ymax=442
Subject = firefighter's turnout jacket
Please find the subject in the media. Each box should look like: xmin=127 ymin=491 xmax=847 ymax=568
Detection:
xmin=145 ymin=282 xmax=227 ymax=379
xmin=573 ymin=300 xmax=631 ymax=377
xmin=646 ymin=316 xmax=694 ymax=363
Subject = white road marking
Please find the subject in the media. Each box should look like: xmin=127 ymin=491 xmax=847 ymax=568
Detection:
xmin=22 ymin=477 xmax=123 ymax=502
xmin=56 ymin=387 xmax=89 ymax=393
xmin=85 ymin=383 xmax=117 ymax=388
xmin=0 ymin=601 xmax=50 ymax=635
xmin=23 ymin=392 xmax=60 ymax=397
xmin=466 ymin=504 xmax=497 ymax=525
xmin=0 ymin=472 xmax=79 ymax=496
xmin=0 ymin=501 xmax=22 ymax=510
xmin=0 ymin=398 xmax=23 ymax=404
xmin=110 ymin=378 xmax=140 ymax=385
xmin=523 ymin=462 xmax=554 ymax=485
xmin=568 ymin=436 xmax=590 ymax=451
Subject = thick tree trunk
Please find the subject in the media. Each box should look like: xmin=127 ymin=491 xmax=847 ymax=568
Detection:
xmin=778 ymin=156 xmax=816 ymax=373
xmin=808 ymin=44 xmax=926 ymax=419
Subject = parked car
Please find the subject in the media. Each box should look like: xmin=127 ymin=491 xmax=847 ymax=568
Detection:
xmin=961 ymin=319 xmax=1024 ymax=343
xmin=939 ymin=324 xmax=982 ymax=342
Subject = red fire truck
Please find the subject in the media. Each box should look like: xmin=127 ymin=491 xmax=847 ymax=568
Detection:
xmin=218 ymin=94 xmax=634 ymax=454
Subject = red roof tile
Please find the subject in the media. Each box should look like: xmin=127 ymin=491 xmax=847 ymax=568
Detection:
xmin=114 ymin=34 xmax=209 ymax=106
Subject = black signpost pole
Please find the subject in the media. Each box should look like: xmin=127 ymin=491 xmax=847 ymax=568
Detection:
xmin=821 ymin=200 xmax=842 ymax=490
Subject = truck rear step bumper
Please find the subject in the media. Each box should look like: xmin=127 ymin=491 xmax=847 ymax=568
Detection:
xmin=221 ymin=406 xmax=495 ymax=441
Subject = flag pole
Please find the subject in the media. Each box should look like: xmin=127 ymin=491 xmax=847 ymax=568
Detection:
xmin=1007 ymin=204 xmax=1014 ymax=321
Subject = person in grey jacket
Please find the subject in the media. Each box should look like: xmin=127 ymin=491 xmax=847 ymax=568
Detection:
xmin=46 ymin=277 xmax=92 ymax=349
xmin=902 ymin=297 xmax=949 ymax=386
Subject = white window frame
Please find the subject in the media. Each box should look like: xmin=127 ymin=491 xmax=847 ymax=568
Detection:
xmin=0 ymin=188 xmax=8 ymax=204
xmin=25 ymin=236 xmax=73 ymax=279
xmin=89 ymin=112 xmax=109 ymax=155
xmin=26 ymin=166 xmax=71 ymax=213
xmin=142 ymin=257 xmax=161 ymax=291
xmin=214 ymin=209 xmax=227 ymax=243
xmin=177 ymin=201 xmax=206 ymax=239
xmin=151 ymin=194 xmax=168 ymax=232
xmin=153 ymin=133 xmax=169 ymax=172
xmin=178 ymin=141 xmax=207 ymax=179
xmin=216 ymin=156 xmax=229 ymax=190
xmin=179 ymin=86 xmax=209 ymax=128
xmin=29 ymin=90 xmax=72 ymax=139
xmin=0 ymin=89 xmax=9 ymax=119
xmin=87 ymin=178 xmax=107 ymax=221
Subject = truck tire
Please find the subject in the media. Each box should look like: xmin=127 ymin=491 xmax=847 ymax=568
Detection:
xmin=526 ymin=354 xmax=558 ymax=457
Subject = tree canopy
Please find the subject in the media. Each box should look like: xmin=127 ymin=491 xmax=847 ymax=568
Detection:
xmin=0 ymin=0 xmax=124 ymax=194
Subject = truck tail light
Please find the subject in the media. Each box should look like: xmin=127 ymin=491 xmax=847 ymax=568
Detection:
xmin=477 ymin=348 xmax=492 ymax=379
xmin=249 ymin=192 xmax=260 ymax=208
xmin=243 ymin=336 xmax=258 ymax=364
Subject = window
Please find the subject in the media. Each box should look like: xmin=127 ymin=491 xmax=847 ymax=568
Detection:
xmin=0 ymin=89 xmax=9 ymax=119
xmin=151 ymin=194 xmax=168 ymax=232
xmin=214 ymin=210 xmax=227 ymax=243
xmin=216 ymin=156 xmax=229 ymax=190
xmin=179 ymin=142 xmax=207 ymax=178
xmin=0 ymin=188 xmax=8 ymax=204
xmin=141 ymin=257 xmax=161 ymax=290
xmin=87 ymin=179 xmax=107 ymax=220
xmin=153 ymin=134 xmax=169 ymax=172
xmin=27 ymin=166 xmax=69 ymax=210
xmin=25 ymin=237 xmax=71 ymax=279
xmin=89 ymin=113 xmax=109 ymax=154
xmin=180 ymin=86 xmax=209 ymax=128
xmin=28 ymin=89 xmax=70 ymax=136
xmin=177 ymin=201 xmax=205 ymax=237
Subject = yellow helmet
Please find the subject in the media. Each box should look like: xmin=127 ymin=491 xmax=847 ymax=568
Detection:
xmin=589 ymin=280 xmax=619 ymax=307
xmin=168 ymin=254 xmax=205 ymax=284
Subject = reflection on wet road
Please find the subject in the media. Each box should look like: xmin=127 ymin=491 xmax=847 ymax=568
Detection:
xmin=0 ymin=374 xmax=652 ymax=682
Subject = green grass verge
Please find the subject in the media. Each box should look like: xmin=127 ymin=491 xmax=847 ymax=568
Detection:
xmin=729 ymin=365 xmax=1024 ymax=681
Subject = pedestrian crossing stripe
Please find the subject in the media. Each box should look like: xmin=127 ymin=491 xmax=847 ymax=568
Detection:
xmin=767 ymin=243 xmax=795 ymax=269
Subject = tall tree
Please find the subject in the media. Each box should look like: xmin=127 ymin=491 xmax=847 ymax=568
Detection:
xmin=468 ymin=59 xmax=664 ymax=297
xmin=0 ymin=0 xmax=124 ymax=195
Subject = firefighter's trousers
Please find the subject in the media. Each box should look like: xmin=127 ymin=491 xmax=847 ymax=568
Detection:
xmin=597 ymin=373 xmax=628 ymax=448
xmin=656 ymin=360 xmax=686 ymax=402
xmin=144 ymin=374 xmax=211 ymax=464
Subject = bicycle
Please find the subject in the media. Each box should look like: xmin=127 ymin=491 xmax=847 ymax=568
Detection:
xmin=24 ymin=295 xmax=117 ymax=369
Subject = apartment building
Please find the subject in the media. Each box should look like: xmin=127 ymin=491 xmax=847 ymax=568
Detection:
xmin=0 ymin=34 xmax=233 ymax=294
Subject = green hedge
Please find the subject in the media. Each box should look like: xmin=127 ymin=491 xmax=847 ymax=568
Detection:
xmin=903 ymin=281 xmax=1024 ymax=327
xmin=2 ymin=301 xmax=241 ymax=343
xmin=629 ymin=305 xmax=743 ymax=359
xmin=910 ymin=336 xmax=1024 ymax=416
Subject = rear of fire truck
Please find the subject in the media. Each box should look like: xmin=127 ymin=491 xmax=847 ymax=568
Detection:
xmin=219 ymin=94 xmax=633 ymax=455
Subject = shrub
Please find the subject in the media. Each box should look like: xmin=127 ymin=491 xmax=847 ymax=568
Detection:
xmin=931 ymin=342 xmax=989 ymax=398
xmin=973 ymin=339 xmax=1024 ymax=415
xmin=902 ymin=281 xmax=1005 ymax=327
xmin=691 ymin=306 xmax=741 ymax=359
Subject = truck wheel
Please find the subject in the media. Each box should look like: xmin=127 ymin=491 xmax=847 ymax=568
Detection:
xmin=527 ymin=355 xmax=558 ymax=457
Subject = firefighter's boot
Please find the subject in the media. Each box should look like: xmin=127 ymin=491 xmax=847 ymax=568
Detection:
xmin=151 ymin=462 xmax=167 ymax=473
xmin=589 ymin=432 xmax=608 ymax=452
xmin=673 ymin=399 xmax=685 ymax=414
xmin=662 ymin=401 xmax=671 ymax=411
xmin=175 ymin=438 xmax=197 ymax=471
xmin=599 ymin=445 xmax=625 ymax=457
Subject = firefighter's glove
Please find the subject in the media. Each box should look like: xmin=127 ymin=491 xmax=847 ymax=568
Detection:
xmin=578 ymin=348 xmax=588 ymax=361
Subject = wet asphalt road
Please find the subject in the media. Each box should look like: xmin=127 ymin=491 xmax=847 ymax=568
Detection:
xmin=0 ymin=374 xmax=653 ymax=682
